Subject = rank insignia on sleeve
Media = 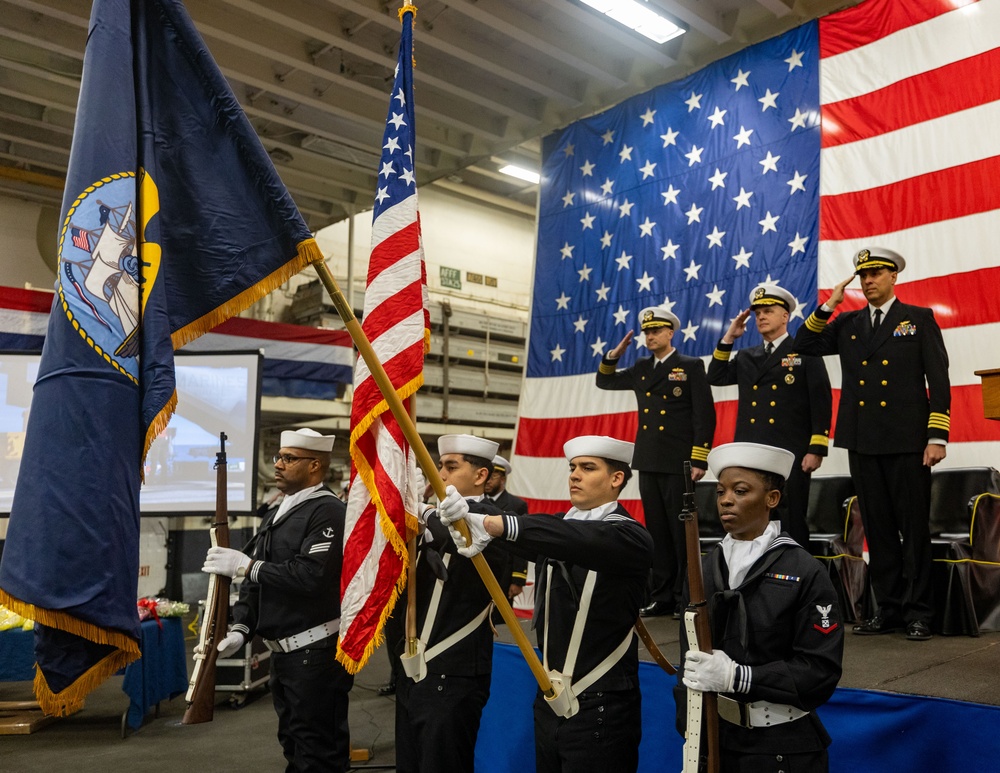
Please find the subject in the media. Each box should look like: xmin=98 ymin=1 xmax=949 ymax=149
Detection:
xmin=893 ymin=321 xmax=916 ymax=337
xmin=813 ymin=603 xmax=839 ymax=635
xmin=668 ymin=368 xmax=688 ymax=381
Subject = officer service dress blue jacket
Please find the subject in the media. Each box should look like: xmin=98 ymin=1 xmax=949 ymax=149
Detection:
xmin=707 ymin=335 xmax=832 ymax=459
xmin=795 ymin=301 xmax=950 ymax=453
xmin=597 ymin=350 xmax=716 ymax=472
xmin=231 ymin=486 xmax=345 ymax=643
xmin=499 ymin=504 xmax=654 ymax=692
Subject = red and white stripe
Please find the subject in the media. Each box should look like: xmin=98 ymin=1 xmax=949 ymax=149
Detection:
xmin=816 ymin=0 xmax=1000 ymax=470
xmin=512 ymin=0 xmax=1000 ymax=518
xmin=338 ymin=195 xmax=429 ymax=672
xmin=181 ymin=316 xmax=354 ymax=367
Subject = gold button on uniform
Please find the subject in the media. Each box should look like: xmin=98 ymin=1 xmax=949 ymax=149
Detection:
xmin=862 ymin=360 xmax=867 ymax=366
xmin=643 ymin=408 xmax=649 ymax=414
xmin=770 ymin=401 xmax=776 ymax=407
xmin=660 ymin=410 xmax=665 ymax=415
xmin=772 ymin=384 xmax=777 ymax=390
xmin=859 ymin=380 xmax=865 ymax=386
xmin=645 ymin=392 xmax=651 ymax=397
xmin=753 ymin=385 xmax=758 ymax=391
xmin=751 ymin=401 xmax=757 ymax=407
xmin=882 ymin=380 xmax=887 ymax=386
xmin=882 ymin=359 xmax=888 ymax=365
xmin=859 ymin=401 xmax=865 ymax=407
xmin=659 ymin=426 xmax=664 ymax=431
xmin=750 ymin=418 xmax=756 ymax=424
xmin=881 ymin=401 xmax=887 ymax=407
xmin=769 ymin=418 xmax=774 ymax=424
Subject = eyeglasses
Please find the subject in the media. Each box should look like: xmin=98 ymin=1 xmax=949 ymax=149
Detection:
xmin=272 ymin=454 xmax=317 ymax=466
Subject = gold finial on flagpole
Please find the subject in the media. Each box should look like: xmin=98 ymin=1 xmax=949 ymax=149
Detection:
xmin=398 ymin=1 xmax=417 ymax=23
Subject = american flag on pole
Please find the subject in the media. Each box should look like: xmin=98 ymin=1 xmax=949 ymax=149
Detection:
xmin=513 ymin=0 xmax=1000 ymax=515
xmin=337 ymin=3 xmax=429 ymax=673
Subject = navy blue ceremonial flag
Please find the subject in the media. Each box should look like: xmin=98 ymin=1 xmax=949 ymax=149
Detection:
xmin=0 ymin=0 xmax=319 ymax=715
xmin=512 ymin=22 xmax=820 ymax=513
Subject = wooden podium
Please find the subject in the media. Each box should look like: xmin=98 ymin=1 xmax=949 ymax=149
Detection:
xmin=974 ymin=369 xmax=1000 ymax=420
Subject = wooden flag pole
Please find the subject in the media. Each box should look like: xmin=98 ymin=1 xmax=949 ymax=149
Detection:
xmin=311 ymin=258 xmax=554 ymax=696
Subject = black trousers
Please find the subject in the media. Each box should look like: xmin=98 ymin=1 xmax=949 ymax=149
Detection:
xmin=719 ymin=747 xmax=828 ymax=773
xmin=395 ymin=672 xmax=491 ymax=773
xmin=269 ymin=645 xmax=354 ymax=773
xmin=639 ymin=471 xmax=686 ymax=605
xmin=774 ymin=458 xmax=811 ymax=549
xmin=848 ymin=450 xmax=934 ymax=623
xmin=534 ymin=689 xmax=642 ymax=773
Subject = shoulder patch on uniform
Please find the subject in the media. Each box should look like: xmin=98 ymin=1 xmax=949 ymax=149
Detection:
xmin=813 ymin=604 xmax=839 ymax=635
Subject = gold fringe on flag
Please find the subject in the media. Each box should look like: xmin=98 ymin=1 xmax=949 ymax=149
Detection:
xmin=0 ymin=588 xmax=141 ymax=717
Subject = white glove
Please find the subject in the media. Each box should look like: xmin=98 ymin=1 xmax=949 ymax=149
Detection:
xmin=682 ymin=649 xmax=737 ymax=693
xmin=437 ymin=485 xmax=470 ymax=525
xmin=448 ymin=512 xmax=492 ymax=558
xmin=202 ymin=546 xmax=251 ymax=579
xmin=216 ymin=631 xmax=246 ymax=659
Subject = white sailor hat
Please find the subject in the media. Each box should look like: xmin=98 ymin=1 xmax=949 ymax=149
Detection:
xmin=749 ymin=283 xmax=796 ymax=314
xmin=639 ymin=305 xmax=681 ymax=331
xmin=708 ymin=442 xmax=795 ymax=481
xmin=280 ymin=427 xmax=335 ymax=452
xmin=854 ymin=247 xmax=905 ymax=274
xmin=492 ymin=455 xmax=512 ymax=476
xmin=438 ymin=434 xmax=499 ymax=461
xmin=563 ymin=435 xmax=634 ymax=465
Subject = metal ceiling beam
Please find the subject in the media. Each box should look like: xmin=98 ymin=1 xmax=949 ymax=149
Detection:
xmin=653 ymin=0 xmax=736 ymax=43
xmin=208 ymin=0 xmax=545 ymax=124
xmin=306 ymin=0 xmax=587 ymax=105
xmin=441 ymin=0 xmax=631 ymax=88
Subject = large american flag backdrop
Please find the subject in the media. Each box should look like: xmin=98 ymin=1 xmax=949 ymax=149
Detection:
xmin=512 ymin=0 xmax=1000 ymax=518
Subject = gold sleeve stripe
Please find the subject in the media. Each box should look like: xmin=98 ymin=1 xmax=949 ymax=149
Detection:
xmin=713 ymin=349 xmax=731 ymax=361
xmin=928 ymin=419 xmax=951 ymax=430
xmin=512 ymin=571 xmax=528 ymax=580
xmin=804 ymin=313 xmax=826 ymax=333
xmin=691 ymin=447 xmax=710 ymax=461
xmin=598 ymin=362 xmax=617 ymax=375
xmin=809 ymin=435 xmax=830 ymax=447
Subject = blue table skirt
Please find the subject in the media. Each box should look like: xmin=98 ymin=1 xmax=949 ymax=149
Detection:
xmin=122 ymin=617 xmax=189 ymax=729
xmin=0 ymin=625 xmax=36 ymax=681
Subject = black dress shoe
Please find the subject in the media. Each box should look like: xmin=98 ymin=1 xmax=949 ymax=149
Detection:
xmin=905 ymin=620 xmax=933 ymax=641
xmin=852 ymin=613 xmax=900 ymax=635
xmin=377 ymin=681 xmax=396 ymax=696
xmin=640 ymin=601 xmax=673 ymax=617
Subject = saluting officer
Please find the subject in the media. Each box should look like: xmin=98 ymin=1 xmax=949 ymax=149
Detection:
xmin=202 ymin=428 xmax=352 ymax=773
xmin=392 ymin=434 xmax=506 ymax=773
xmin=439 ymin=435 xmax=654 ymax=773
xmin=795 ymin=247 xmax=950 ymax=641
xmin=707 ymin=283 xmax=832 ymax=547
xmin=597 ymin=305 xmax=716 ymax=617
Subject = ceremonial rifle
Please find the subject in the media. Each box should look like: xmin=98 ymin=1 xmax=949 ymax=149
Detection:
xmin=680 ymin=461 xmax=719 ymax=773
xmin=182 ymin=432 xmax=230 ymax=724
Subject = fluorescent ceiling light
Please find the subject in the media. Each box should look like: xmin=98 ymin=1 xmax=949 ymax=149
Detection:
xmin=578 ymin=0 xmax=685 ymax=44
xmin=499 ymin=165 xmax=541 ymax=185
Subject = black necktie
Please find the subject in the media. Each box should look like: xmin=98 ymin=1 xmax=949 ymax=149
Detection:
xmin=764 ymin=342 xmax=774 ymax=356
xmin=872 ymin=308 xmax=882 ymax=333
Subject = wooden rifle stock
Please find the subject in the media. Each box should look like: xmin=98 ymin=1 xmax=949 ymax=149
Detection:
xmin=681 ymin=461 xmax=719 ymax=773
xmin=182 ymin=432 xmax=231 ymax=725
